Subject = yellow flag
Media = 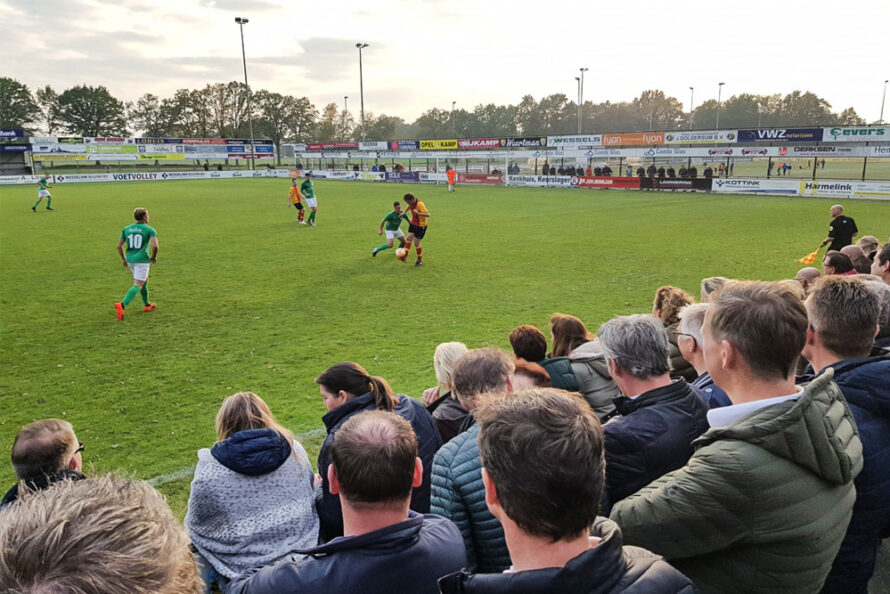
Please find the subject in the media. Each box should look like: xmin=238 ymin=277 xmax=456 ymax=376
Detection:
xmin=796 ymin=247 xmax=821 ymax=265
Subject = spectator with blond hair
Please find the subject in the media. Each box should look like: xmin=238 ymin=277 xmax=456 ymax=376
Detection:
xmin=700 ymin=276 xmax=732 ymax=302
xmin=0 ymin=475 xmax=202 ymax=594
xmin=1 ymin=418 xmax=85 ymax=509
xmin=422 ymin=342 xmax=470 ymax=443
xmin=652 ymin=286 xmax=697 ymax=381
xmin=185 ymin=392 xmax=319 ymax=588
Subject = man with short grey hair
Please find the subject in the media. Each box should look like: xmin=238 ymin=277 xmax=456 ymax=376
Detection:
xmin=677 ymin=304 xmax=731 ymax=408
xmin=597 ymin=314 xmax=709 ymax=508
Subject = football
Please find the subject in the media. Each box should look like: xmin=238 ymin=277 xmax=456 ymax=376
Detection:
xmin=395 ymin=247 xmax=408 ymax=260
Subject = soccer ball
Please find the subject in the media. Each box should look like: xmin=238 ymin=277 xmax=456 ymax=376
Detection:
xmin=395 ymin=247 xmax=408 ymax=260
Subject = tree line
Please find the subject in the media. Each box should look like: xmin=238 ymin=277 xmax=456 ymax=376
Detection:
xmin=0 ymin=77 xmax=870 ymax=154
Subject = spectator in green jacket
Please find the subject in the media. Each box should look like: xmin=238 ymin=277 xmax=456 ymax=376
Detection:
xmin=612 ymin=281 xmax=863 ymax=594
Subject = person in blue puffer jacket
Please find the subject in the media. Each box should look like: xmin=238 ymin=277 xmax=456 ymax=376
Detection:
xmin=315 ymin=361 xmax=442 ymax=542
xmin=799 ymin=276 xmax=890 ymax=594
xmin=431 ymin=348 xmax=515 ymax=573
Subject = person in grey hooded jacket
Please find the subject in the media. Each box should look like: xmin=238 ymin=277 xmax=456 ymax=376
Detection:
xmin=185 ymin=392 xmax=319 ymax=585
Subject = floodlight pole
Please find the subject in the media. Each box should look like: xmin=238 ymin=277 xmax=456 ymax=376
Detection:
xmin=689 ymin=86 xmax=694 ymax=130
xmin=451 ymin=101 xmax=456 ymax=136
xmin=356 ymin=43 xmax=369 ymax=140
xmin=579 ymin=67 xmax=588 ymax=134
xmin=235 ymin=17 xmax=255 ymax=170
xmin=880 ymin=79 xmax=888 ymax=124
xmin=716 ymin=82 xmax=725 ymax=129
xmin=575 ymin=77 xmax=581 ymax=133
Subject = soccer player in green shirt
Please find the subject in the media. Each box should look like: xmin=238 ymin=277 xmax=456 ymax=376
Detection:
xmin=300 ymin=172 xmax=318 ymax=226
xmin=32 ymin=176 xmax=54 ymax=211
xmin=114 ymin=208 xmax=159 ymax=321
xmin=372 ymin=201 xmax=410 ymax=257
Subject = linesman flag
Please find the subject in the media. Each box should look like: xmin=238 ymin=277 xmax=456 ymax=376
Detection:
xmin=796 ymin=246 xmax=822 ymax=265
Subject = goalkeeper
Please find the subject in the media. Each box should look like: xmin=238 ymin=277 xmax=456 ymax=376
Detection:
xmin=372 ymin=200 xmax=409 ymax=257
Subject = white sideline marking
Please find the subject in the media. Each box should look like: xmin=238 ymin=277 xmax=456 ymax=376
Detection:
xmin=147 ymin=427 xmax=327 ymax=487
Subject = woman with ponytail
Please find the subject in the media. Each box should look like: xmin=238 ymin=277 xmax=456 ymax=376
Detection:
xmin=315 ymin=362 xmax=442 ymax=542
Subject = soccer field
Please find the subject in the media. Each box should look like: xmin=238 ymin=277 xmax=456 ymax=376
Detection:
xmin=1 ymin=179 xmax=889 ymax=516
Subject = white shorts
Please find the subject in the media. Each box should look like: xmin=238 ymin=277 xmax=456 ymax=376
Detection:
xmin=304 ymin=197 xmax=318 ymax=208
xmin=38 ymin=189 xmax=50 ymax=198
xmin=129 ymin=263 xmax=150 ymax=282
xmin=385 ymin=229 xmax=405 ymax=240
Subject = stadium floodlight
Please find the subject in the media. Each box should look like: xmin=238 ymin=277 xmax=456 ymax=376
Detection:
xmin=579 ymin=67 xmax=588 ymax=134
xmin=575 ymin=77 xmax=581 ymax=133
xmin=356 ymin=43 xmax=369 ymax=140
xmin=235 ymin=17 xmax=256 ymax=170
xmin=689 ymin=87 xmax=694 ymax=130
xmin=881 ymin=79 xmax=888 ymax=124
xmin=716 ymin=82 xmax=725 ymax=129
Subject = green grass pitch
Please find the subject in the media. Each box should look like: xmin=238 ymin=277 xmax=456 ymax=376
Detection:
xmin=1 ymin=178 xmax=889 ymax=517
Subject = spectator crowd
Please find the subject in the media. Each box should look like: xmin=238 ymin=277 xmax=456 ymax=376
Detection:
xmin=1 ymin=228 xmax=889 ymax=594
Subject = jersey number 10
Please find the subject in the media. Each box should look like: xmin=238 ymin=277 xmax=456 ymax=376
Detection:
xmin=127 ymin=234 xmax=143 ymax=249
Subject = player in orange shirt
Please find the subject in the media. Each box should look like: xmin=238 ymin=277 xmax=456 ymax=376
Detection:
xmin=287 ymin=179 xmax=306 ymax=224
xmin=401 ymin=193 xmax=430 ymax=267
xmin=446 ymin=167 xmax=456 ymax=192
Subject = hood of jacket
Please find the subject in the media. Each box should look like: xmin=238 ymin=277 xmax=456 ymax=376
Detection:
xmin=211 ymin=428 xmax=291 ymax=476
xmin=693 ymin=369 xmax=862 ymax=485
xmin=568 ymin=339 xmax=607 ymax=362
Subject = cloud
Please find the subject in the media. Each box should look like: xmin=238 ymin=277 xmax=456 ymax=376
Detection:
xmin=197 ymin=0 xmax=281 ymax=12
xmin=296 ymin=38 xmax=379 ymax=82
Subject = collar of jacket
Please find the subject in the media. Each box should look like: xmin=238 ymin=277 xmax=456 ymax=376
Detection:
xmin=1 ymin=469 xmax=87 ymax=508
xmin=322 ymin=392 xmax=377 ymax=431
xmin=299 ymin=510 xmax=424 ymax=558
xmin=611 ymin=379 xmax=693 ymax=416
xmin=693 ymin=368 xmax=863 ymax=485
xmin=438 ymin=517 xmax=634 ymax=593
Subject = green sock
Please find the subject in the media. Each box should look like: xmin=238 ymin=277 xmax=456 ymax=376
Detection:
xmin=46 ymin=198 xmax=52 ymax=208
xmin=140 ymin=284 xmax=150 ymax=305
xmin=33 ymin=200 xmax=41 ymax=209
xmin=308 ymin=211 xmax=316 ymax=223
xmin=122 ymin=285 xmax=140 ymax=307
xmin=375 ymin=243 xmax=391 ymax=252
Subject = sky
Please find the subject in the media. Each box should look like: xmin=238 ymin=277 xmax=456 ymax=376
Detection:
xmin=3 ymin=0 xmax=889 ymax=125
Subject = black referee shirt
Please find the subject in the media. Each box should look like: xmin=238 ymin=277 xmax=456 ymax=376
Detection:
xmin=827 ymin=215 xmax=858 ymax=251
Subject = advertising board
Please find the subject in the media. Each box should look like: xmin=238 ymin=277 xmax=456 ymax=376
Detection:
xmin=822 ymin=126 xmax=889 ymax=142
xmin=602 ymin=132 xmax=665 ymax=146
xmin=507 ymin=175 xmax=575 ymax=187
xmin=737 ymin=128 xmax=824 ymax=142
xmin=577 ymin=176 xmax=641 ymax=189
xmin=546 ymin=135 xmax=603 ymax=148
xmin=663 ymin=130 xmax=737 ymax=144
xmin=456 ymin=173 xmax=502 ymax=184
xmin=419 ymin=139 xmax=458 ymax=150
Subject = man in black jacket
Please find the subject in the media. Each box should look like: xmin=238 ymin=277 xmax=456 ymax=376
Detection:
xmin=1 ymin=419 xmax=86 ymax=509
xmin=228 ymin=411 xmax=466 ymax=594
xmin=438 ymin=389 xmax=694 ymax=594
xmin=597 ymin=315 xmax=709 ymax=507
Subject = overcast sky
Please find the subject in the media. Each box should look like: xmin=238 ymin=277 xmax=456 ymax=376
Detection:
xmin=4 ymin=0 xmax=888 ymax=125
